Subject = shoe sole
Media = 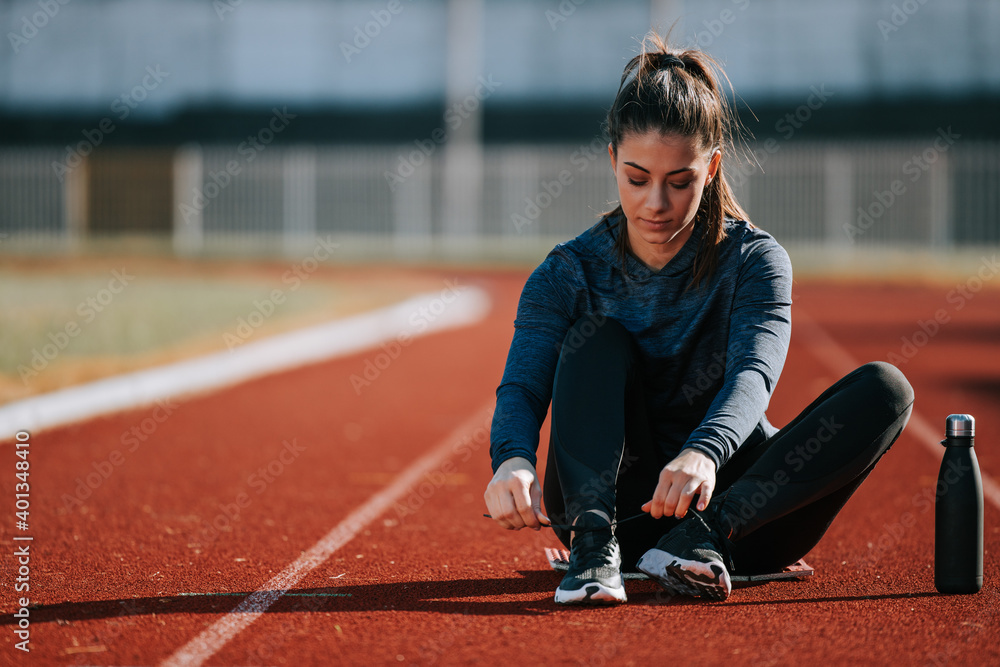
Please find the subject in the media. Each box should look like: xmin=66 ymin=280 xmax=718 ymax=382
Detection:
xmin=636 ymin=548 xmax=731 ymax=601
xmin=554 ymin=582 xmax=627 ymax=605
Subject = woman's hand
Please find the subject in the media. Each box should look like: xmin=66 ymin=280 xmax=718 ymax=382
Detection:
xmin=484 ymin=457 xmax=550 ymax=531
xmin=642 ymin=449 xmax=717 ymax=519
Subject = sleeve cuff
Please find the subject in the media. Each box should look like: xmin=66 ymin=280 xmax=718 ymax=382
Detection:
xmin=490 ymin=448 xmax=538 ymax=474
xmin=680 ymin=444 xmax=723 ymax=472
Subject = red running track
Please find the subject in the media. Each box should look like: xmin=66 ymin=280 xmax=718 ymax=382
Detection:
xmin=1 ymin=269 xmax=998 ymax=666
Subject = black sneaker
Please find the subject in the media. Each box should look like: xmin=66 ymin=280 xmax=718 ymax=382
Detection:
xmin=554 ymin=513 xmax=627 ymax=605
xmin=635 ymin=508 xmax=734 ymax=601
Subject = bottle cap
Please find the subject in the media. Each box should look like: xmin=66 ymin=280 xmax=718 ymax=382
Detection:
xmin=945 ymin=414 xmax=975 ymax=437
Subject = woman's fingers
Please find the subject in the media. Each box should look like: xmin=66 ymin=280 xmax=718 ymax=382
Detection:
xmin=673 ymin=480 xmax=702 ymax=518
xmin=643 ymin=473 xmax=670 ymax=519
xmin=484 ymin=462 xmax=544 ymax=530
xmin=644 ymin=470 xmax=712 ymax=519
xmin=696 ymin=477 xmax=715 ymax=511
xmin=488 ymin=487 xmax=548 ymax=530
xmin=511 ymin=481 xmax=542 ymax=530
xmin=483 ymin=457 xmax=548 ymax=530
xmin=484 ymin=488 xmax=511 ymax=528
xmin=489 ymin=488 xmax=526 ymax=529
xmin=663 ymin=477 xmax=686 ymax=517
xmin=642 ymin=450 xmax=718 ymax=519
xmin=500 ymin=495 xmax=523 ymax=530
xmin=529 ymin=481 xmax=551 ymax=527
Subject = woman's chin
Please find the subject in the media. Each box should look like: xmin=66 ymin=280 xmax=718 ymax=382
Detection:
xmin=636 ymin=227 xmax=683 ymax=246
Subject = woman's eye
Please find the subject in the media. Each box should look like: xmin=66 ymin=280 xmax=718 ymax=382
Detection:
xmin=671 ymin=181 xmax=693 ymax=190
xmin=627 ymin=178 xmax=646 ymax=187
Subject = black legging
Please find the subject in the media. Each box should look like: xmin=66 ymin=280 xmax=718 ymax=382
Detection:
xmin=543 ymin=317 xmax=915 ymax=574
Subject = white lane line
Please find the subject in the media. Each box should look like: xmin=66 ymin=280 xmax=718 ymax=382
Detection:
xmin=795 ymin=308 xmax=1000 ymax=511
xmin=0 ymin=285 xmax=491 ymax=440
xmin=160 ymin=402 xmax=494 ymax=667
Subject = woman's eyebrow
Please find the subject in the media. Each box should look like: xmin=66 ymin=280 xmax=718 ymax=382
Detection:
xmin=623 ymin=161 xmax=695 ymax=176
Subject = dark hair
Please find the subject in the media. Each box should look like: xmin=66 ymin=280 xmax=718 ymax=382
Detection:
xmin=605 ymin=32 xmax=752 ymax=288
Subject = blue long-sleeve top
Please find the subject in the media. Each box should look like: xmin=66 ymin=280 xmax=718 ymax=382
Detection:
xmin=489 ymin=213 xmax=793 ymax=474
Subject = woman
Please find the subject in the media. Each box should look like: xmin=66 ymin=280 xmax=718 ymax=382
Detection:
xmin=484 ymin=34 xmax=914 ymax=605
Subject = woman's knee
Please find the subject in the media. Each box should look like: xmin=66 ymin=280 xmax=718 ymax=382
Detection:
xmin=855 ymin=361 xmax=915 ymax=414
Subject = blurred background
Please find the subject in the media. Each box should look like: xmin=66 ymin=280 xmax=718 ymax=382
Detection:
xmin=0 ymin=0 xmax=997 ymax=262
xmin=1 ymin=0 xmax=999 ymax=404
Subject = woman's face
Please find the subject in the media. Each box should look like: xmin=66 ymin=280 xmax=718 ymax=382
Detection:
xmin=608 ymin=131 xmax=721 ymax=268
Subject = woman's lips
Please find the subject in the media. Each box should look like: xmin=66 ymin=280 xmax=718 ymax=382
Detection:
xmin=641 ymin=218 xmax=671 ymax=228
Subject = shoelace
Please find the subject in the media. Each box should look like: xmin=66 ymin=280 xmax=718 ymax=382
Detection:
xmin=572 ymin=532 xmax=621 ymax=570
xmin=676 ymin=506 xmax=736 ymax=571
xmin=481 ymin=511 xmax=648 ymax=533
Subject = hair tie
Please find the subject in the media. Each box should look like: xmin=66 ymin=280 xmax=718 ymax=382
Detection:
xmin=615 ymin=52 xmax=685 ymax=99
xmin=659 ymin=54 xmax=685 ymax=69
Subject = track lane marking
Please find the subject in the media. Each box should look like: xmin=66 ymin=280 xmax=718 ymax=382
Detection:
xmin=0 ymin=286 xmax=490 ymax=440
xmin=160 ymin=402 xmax=494 ymax=667
xmin=795 ymin=308 xmax=1000 ymax=511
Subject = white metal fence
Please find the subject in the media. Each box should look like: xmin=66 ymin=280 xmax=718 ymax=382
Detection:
xmin=1 ymin=141 xmax=998 ymax=258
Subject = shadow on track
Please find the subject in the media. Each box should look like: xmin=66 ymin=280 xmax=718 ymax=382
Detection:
xmin=0 ymin=574 xmax=947 ymax=625
xmin=0 ymin=570 xmax=574 ymax=623
xmin=716 ymin=590 xmax=942 ymax=607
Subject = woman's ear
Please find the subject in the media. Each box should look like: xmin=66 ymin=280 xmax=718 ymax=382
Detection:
xmin=706 ymin=148 xmax=722 ymax=184
xmin=608 ymin=142 xmax=619 ymax=180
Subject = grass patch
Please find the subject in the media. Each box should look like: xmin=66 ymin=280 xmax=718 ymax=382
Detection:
xmin=0 ymin=259 xmax=435 ymax=403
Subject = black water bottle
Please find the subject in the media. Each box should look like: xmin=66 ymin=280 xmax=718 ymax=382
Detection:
xmin=934 ymin=414 xmax=983 ymax=594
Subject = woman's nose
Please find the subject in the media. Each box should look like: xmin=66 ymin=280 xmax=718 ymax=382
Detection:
xmin=646 ymin=184 xmax=670 ymax=213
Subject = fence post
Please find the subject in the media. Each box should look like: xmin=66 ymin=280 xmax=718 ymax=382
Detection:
xmin=928 ymin=151 xmax=951 ymax=249
xmin=392 ymin=148 xmax=433 ymax=258
xmin=441 ymin=0 xmax=485 ymax=255
xmin=63 ymin=155 xmax=89 ymax=249
xmin=824 ymin=146 xmax=853 ymax=248
xmin=501 ymin=147 xmax=540 ymax=239
xmin=172 ymin=145 xmax=203 ymax=255
xmin=283 ymin=146 xmax=317 ymax=256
